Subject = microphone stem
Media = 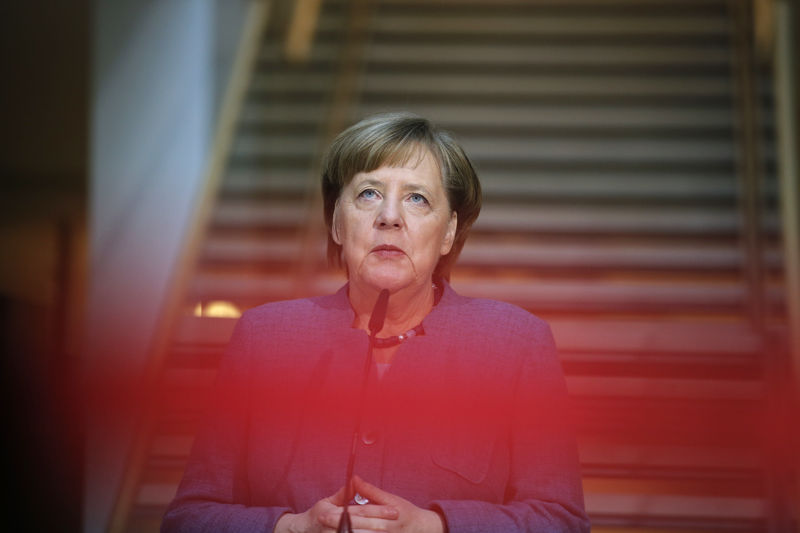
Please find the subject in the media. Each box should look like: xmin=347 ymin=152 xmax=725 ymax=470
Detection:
xmin=339 ymin=289 xmax=388 ymax=533
xmin=343 ymin=337 xmax=376 ymax=502
xmin=337 ymin=289 xmax=389 ymax=533
xmin=339 ymin=336 xmax=376 ymax=533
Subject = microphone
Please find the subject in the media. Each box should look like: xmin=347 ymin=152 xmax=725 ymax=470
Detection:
xmin=338 ymin=288 xmax=390 ymax=533
xmin=368 ymin=289 xmax=390 ymax=338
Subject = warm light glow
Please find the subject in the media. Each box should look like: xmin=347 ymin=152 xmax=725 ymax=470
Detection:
xmin=193 ymin=301 xmax=241 ymax=318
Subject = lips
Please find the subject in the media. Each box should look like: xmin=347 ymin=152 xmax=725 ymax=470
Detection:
xmin=371 ymin=244 xmax=405 ymax=257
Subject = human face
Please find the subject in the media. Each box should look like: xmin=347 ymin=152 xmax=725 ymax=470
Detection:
xmin=332 ymin=149 xmax=457 ymax=294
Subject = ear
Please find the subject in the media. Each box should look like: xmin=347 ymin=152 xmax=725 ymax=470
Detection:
xmin=331 ymin=201 xmax=343 ymax=245
xmin=440 ymin=211 xmax=457 ymax=255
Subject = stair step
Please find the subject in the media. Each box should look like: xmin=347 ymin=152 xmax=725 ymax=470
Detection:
xmin=373 ymin=0 xmax=726 ymax=10
xmin=584 ymin=492 xmax=765 ymax=522
xmin=365 ymin=43 xmax=731 ymax=68
xmin=580 ymin=440 xmax=760 ymax=471
xmin=459 ymin=240 xmax=782 ymax=271
xmin=458 ymin=278 xmax=749 ymax=312
xmin=239 ymin=103 xmax=328 ymax=125
xmin=566 ymin=375 xmax=762 ymax=400
xmin=231 ymin=134 xmax=318 ymax=158
xmin=202 ymin=236 xmax=302 ymax=264
xmin=461 ymin=136 xmax=741 ymax=163
xmin=572 ymin=401 xmax=762 ymax=447
xmin=248 ymin=72 xmax=339 ymax=93
xmin=480 ymin=171 xmax=739 ymax=200
xmin=220 ymin=170 xmax=313 ymax=196
xmin=360 ymin=73 xmax=732 ymax=99
xmin=212 ymin=200 xmax=309 ymax=228
xmin=367 ymin=15 xmax=729 ymax=38
xmin=356 ymin=104 xmax=741 ymax=130
xmin=475 ymin=204 xmax=743 ymax=235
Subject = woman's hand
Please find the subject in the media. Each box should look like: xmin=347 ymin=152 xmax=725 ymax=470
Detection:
xmin=273 ymin=484 xmax=399 ymax=533
xmin=350 ymin=476 xmax=446 ymax=533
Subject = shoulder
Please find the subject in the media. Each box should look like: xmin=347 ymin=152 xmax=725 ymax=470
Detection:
xmin=223 ymin=289 xmax=353 ymax=370
xmin=236 ymin=289 xmax=348 ymax=333
xmin=241 ymin=295 xmax=322 ymax=322
xmin=437 ymin=285 xmax=553 ymax=345
xmin=432 ymin=285 xmax=562 ymax=383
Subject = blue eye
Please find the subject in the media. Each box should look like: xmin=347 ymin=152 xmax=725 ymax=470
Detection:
xmin=409 ymin=193 xmax=428 ymax=205
xmin=359 ymin=189 xmax=378 ymax=200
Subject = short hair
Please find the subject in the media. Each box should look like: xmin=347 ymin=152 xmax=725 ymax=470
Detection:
xmin=321 ymin=112 xmax=482 ymax=280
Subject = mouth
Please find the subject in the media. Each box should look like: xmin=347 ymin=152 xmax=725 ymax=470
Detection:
xmin=370 ymin=244 xmax=405 ymax=257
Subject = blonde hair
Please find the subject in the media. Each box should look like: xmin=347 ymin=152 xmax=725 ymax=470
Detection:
xmin=321 ymin=112 xmax=481 ymax=280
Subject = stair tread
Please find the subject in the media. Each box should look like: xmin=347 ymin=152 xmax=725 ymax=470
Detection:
xmin=365 ymin=43 xmax=731 ymax=66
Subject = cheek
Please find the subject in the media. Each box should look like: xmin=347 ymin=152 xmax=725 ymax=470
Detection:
xmin=336 ymin=209 xmax=372 ymax=251
xmin=333 ymin=205 xmax=359 ymax=245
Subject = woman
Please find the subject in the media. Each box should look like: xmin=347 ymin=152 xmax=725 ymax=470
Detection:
xmin=162 ymin=113 xmax=589 ymax=532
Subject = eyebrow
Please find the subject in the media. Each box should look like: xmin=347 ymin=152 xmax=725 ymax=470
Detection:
xmin=402 ymin=182 xmax=433 ymax=196
xmin=353 ymin=178 xmax=383 ymax=189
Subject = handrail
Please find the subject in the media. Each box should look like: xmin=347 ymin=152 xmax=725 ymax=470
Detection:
xmin=772 ymin=1 xmax=800 ymax=530
xmin=285 ymin=0 xmax=322 ymax=63
xmin=753 ymin=0 xmax=775 ymax=59
xmin=106 ymin=1 xmax=272 ymax=531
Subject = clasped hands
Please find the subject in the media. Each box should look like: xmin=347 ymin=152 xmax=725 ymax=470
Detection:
xmin=273 ymin=475 xmax=445 ymax=533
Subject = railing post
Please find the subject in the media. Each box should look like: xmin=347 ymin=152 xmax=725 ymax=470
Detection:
xmin=731 ymin=0 xmax=767 ymax=335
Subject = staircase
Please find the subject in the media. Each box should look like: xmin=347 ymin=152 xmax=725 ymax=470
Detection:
xmin=112 ymin=1 xmax=791 ymax=532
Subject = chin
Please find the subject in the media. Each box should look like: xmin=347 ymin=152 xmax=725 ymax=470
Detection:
xmin=358 ymin=267 xmax=415 ymax=293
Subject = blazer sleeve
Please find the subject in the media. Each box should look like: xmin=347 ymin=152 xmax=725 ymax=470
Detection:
xmin=430 ymin=319 xmax=590 ymax=533
xmin=161 ymin=313 xmax=291 ymax=533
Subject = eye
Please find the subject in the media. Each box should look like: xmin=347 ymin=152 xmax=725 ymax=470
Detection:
xmin=358 ymin=188 xmax=379 ymax=200
xmin=408 ymin=193 xmax=429 ymax=205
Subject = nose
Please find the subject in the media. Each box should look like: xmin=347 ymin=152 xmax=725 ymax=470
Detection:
xmin=375 ymin=198 xmax=403 ymax=229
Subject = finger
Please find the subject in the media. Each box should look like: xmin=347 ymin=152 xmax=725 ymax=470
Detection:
xmin=347 ymin=503 xmax=398 ymax=520
xmin=322 ymin=512 xmax=389 ymax=532
xmin=316 ymin=507 xmax=344 ymax=529
xmin=350 ymin=515 xmax=395 ymax=532
xmin=327 ymin=484 xmax=348 ymax=506
xmin=352 ymin=475 xmax=397 ymax=505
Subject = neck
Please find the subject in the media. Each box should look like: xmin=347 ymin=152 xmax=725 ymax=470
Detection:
xmin=349 ymin=279 xmax=435 ymax=337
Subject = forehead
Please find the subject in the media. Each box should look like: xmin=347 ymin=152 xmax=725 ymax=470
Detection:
xmin=348 ymin=148 xmax=443 ymax=188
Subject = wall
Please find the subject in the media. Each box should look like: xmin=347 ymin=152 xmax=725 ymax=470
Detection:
xmin=86 ymin=1 xmax=249 ymax=531
xmin=0 ymin=2 xmax=89 ymax=531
